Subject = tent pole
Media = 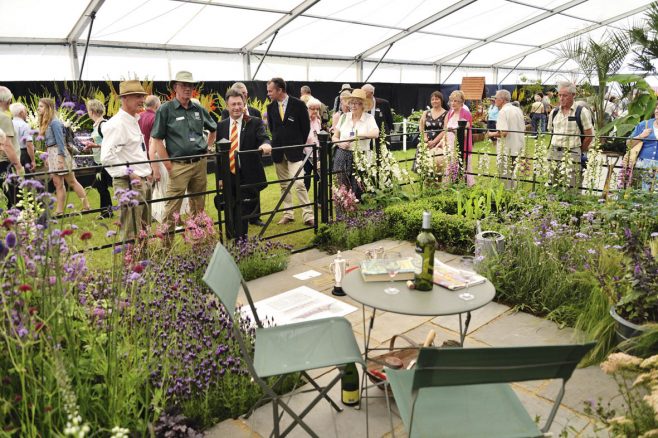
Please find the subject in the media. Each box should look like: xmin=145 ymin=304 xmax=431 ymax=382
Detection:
xmin=443 ymin=51 xmax=470 ymax=84
xmin=364 ymin=43 xmax=393 ymax=83
xmin=78 ymin=11 xmax=96 ymax=81
xmin=497 ymin=55 xmax=526 ymax=87
xmin=251 ymin=30 xmax=278 ymax=81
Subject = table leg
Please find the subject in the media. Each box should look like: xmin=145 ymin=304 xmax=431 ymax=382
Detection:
xmin=458 ymin=311 xmax=472 ymax=346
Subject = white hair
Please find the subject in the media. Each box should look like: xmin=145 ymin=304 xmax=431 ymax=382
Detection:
xmin=0 ymin=127 xmax=5 ymax=143
xmin=9 ymin=102 xmax=26 ymax=117
xmin=557 ymin=81 xmax=577 ymax=95
xmin=0 ymin=86 xmax=12 ymax=103
xmin=362 ymin=84 xmax=375 ymax=93
xmin=496 ymin=90 xmax=511 ymax=102
xmin=306 ymin=97 xmax=322 ymax=109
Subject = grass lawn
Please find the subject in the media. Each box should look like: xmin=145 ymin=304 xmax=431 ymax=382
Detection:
xmin=6 ymin=137 xmax=549 ymax=270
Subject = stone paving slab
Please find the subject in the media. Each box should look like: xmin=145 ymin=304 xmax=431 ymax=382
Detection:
xmin=209 ymin=241 xmax=618 ymax=437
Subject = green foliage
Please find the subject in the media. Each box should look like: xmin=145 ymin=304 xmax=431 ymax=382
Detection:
xmin=313 ymin=210 xmax=389 ymax=253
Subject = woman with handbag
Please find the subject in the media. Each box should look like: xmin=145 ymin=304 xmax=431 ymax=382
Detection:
xmin=626 ymin=103 xmax=658 ymax=191
xmin=418 ymin=91 xmax=447 ymax=173
xmin=38 ymin=98 xmax=89 ymax=215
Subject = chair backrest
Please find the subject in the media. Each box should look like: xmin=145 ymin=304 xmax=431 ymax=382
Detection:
xmin=412 ymin=343 xmax=595 ymax=391
xmin=203 ymin=243 xmax=244 ymax=316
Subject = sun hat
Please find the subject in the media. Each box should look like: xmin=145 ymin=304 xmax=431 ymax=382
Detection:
xmin=171 ymin=70 xmax=197 ymax=85
xmin=348 ymin=89 xmax=367 ymax=102
xmin=119 ymin=80 xmax=147 ymax=96
xmin=340 ymin=83 xmax=353 ymax=92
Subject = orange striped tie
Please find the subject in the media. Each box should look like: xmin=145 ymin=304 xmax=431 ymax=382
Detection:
xmin=229 ymin=120 xmax=238 ymax=174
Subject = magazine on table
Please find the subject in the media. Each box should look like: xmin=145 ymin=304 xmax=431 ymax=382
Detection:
xmin=360 ymin=257 xmax=416 ymax=282
xmin=433 ymin=260 xmax=486 ymax=290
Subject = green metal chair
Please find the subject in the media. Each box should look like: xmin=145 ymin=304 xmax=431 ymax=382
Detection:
xmin=203 ymin=242 xmax=366 ymax=437
xmin=385 ymin=343 xmax=595 ymax=438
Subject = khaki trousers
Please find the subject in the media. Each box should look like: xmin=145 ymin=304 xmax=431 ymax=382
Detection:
xmin=113 ymin=176 xmax=152 ymax=240
xmin=164 ymin=159 xmax=207 ymax=229
xmin=274 ymin=159 xmax=313 ymax=222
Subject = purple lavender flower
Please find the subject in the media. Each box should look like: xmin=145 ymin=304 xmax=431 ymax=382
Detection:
xmin=60 ymin=101 xmax=76 ymax=109
xmin=75 ymin=110 xmax=85 ymax=117
xmin=5 ymin=232 xmax=17 ymax=248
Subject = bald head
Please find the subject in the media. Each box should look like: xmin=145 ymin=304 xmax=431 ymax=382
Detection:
xmin=144 ymin=95 xmax=161 ymax=110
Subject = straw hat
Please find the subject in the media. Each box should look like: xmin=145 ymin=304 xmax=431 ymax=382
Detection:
xmin=348 ymin=89 xmax=367 ymax=102
xmin=119 ymin=80 xmax=147 ymax=97
xmin=171 ymin=70 xmax=197 ymax=85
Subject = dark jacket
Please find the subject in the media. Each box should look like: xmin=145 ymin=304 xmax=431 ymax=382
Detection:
xmin=217 ymin=115 xmax=270 ymax=191
xmin=266 ymin=96 xmax=310 ymax=163
xmin=372 ymin=97 xmax=394 ymax=134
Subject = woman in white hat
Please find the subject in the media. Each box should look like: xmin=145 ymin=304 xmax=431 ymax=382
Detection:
xmin=331 ymin=89 xmax=379 ymax=199
xmin=38 ymin=97 xmax=90 ymax=215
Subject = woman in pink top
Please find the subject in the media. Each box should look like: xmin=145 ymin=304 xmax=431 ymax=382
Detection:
xmin=444 ymin=90 xmax=474 ymax=185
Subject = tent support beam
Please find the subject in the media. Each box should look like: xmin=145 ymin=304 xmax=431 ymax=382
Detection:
xmin=434 ymin=0 xmax=586 ymax=64
xmin=69 ymin=44 xmax=80 ymax=80
xmin=242 ymin=53 xmax=251 ymax=81
xmin=364 ymin=44 xmax=394 ymax=83
xmin=358 ymin=0 xmax=476 ymax=59
xmin=443 ymin=51 xmax=471 ymax=84
xmin=78 ymin=11 xmax=97 ymax=80
xmin=498 ymin=56 xmax=526 ymax=86
xmin=251 ymin=31 xmax=278 ymax=81
xmin=542 ymin=60 xmax=570 ymax=84
xmin=242 ymin=0 xmax=318 ymax=52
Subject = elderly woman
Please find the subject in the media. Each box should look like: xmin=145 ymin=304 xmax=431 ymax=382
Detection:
xmin=304 ymin=97 xmax=323 ymax=191
xmin=331 ymin=90 xmax=352 ymax=134
xmin=331 ymin=89 xmax=379 ymax=199
xmin=38 ymin=97 xmax=89 ymax=214
xmin=627 ymin=102 xmax=658 ymax=190
xmin=83 ymin=99 xmax=113 ymax=218
xmin=444 ymin=90 xmax=474 ymax=185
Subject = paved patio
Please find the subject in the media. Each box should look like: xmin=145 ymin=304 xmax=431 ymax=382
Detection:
xmin=206 ymin=240 xmax=617 ymax=438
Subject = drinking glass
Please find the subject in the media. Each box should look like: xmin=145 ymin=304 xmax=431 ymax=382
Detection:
xmin=383 ymin=251 xmax=402 ymax=295
xmin=458 ymin=256 xmax=475 ymax=301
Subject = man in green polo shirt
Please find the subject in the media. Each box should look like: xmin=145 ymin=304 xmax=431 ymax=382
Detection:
xmin=151 ymin=71 xmax=217 ymax=234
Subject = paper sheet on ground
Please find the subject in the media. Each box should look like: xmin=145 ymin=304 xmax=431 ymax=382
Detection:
xmin=292 ymin=270 xmax=322 ymax=280
xmin=240 ymin=286 xmax=356 ymax=326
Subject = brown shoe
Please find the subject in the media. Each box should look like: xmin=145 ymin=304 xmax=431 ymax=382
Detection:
xmin=277 ymin=217 xmax=295 ymax=225
xmin=304 ymin=218 xmax=315 ymax=227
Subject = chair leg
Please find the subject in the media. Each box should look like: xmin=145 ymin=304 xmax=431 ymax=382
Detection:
xmin=272 ymin=398 xmax=280 ymax=438
xmin=302 ymin=370 xmax=343 ymax=413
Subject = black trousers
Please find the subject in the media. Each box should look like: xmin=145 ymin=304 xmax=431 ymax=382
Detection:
xmin=0 ymin=161 xmax=18 ymax=209
xmin=91 ymin=166 xmax=114 ymax=216
xmin=215 ymin=175 xmax=259 ymax=239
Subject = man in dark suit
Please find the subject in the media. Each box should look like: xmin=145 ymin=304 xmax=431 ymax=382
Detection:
xmin=217 ymin=88 xmax=271 ymax=239
xmin=266 ymin=77 xmax=314 ymax=226
xmin=220 ymin=82 xmax=266 ymax=226
xmin=362 ymin=83 xmax=394 ymax=135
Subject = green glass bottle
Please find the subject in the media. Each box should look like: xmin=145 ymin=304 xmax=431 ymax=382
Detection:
xmin=341 ymin=362 xmax=359 ymax=406
xmin=414 ymin=211 xmax=436 ymax=291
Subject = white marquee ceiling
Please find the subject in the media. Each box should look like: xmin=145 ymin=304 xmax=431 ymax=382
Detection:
xmin=0 ymin=0 xmax=653 ymax=83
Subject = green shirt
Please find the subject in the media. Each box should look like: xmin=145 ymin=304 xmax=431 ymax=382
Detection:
xmin=151 ymin=98 xmax=217 ymax=158
xmin=0 ymin=112 xmax=17 ymax=162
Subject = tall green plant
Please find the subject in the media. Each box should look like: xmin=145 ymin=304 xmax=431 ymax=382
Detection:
xmin=629 ymin=1 xmax=658 ymax=73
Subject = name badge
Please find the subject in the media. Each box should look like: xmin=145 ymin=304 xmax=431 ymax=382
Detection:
xmin=568 ymin=116 xmax=577 ymax=121
xmin=349 ymin=131 xmax=355 ymax=137
xmin=189 ymin=137 xmax=196 ymax=142
xmin=287 ymin=116 xmax=295 ymax=122
xmin=194 ymin=112 xmax=201 ymax=120
xmin=176 ymin=116 xmax=185 ymax=121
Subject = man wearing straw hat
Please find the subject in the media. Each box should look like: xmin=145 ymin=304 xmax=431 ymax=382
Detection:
xmin=101 ymin=80 xmax=153 ymax=240
xmin=151 ymin=71 xmax=217 ymax=234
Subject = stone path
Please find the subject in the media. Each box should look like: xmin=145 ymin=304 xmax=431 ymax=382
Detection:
xmin=206 ymin=240 xmax=618 ymax=438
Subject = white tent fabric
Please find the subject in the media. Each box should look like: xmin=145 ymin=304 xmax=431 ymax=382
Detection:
xmin=0 ymin=0 xmax=653 ymax=83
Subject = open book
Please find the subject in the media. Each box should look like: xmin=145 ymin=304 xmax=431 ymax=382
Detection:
xmin=360 ymin=258 xmax=416 ymax=282
xmin=433 ymin=260 xmax=486 ymax=290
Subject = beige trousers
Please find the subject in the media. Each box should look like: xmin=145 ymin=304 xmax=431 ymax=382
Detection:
xmin=274 ymin=159 xmax=313 ymax=222
xmin=164 ymin=159 xmax=207 ymax=229
xmin=113 ymin=176 xmax=152 ymax=240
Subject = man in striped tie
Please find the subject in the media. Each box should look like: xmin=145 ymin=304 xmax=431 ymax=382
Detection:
xmin=217 ymin=88 xmax=271 ymax=238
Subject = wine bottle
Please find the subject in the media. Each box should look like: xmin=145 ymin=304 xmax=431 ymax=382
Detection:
xmin=341 ymin=362 xmax=359 ymax=406
xmin=414 ymin=211 xmax=437 ymax=291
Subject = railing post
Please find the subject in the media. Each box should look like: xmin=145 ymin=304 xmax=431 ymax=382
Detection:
xmin=216 ymin=138 xmax=232 ymax=241
xmin=457 ymin=119 xmax=467 ymax=182
xmin=318 ymin=130 xmax=330 ymax=224
xmin=402 ymin=118 xmax=407 ymax=152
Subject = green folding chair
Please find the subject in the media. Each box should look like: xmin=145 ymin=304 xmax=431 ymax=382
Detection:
xmin=385 ymin=343 xmax=595 ymax=438
xmin=203 ymin=243 xmax=366 ymax=438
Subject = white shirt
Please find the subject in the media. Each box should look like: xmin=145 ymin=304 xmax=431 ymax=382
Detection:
xmin=336 ymin=111 xmax=379 ymax=151
xmin=101 ymin=108 xmax=151 ymax=178
xmin=496 ymin=103 xmax=526 ymax=156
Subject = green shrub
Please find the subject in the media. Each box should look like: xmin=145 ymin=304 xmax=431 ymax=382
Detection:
xmin=313 ymin=209 xmax=389 ymax=253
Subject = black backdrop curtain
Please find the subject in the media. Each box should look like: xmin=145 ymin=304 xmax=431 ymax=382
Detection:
xmin=3 ymin=80 xmax=518 ymax=117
